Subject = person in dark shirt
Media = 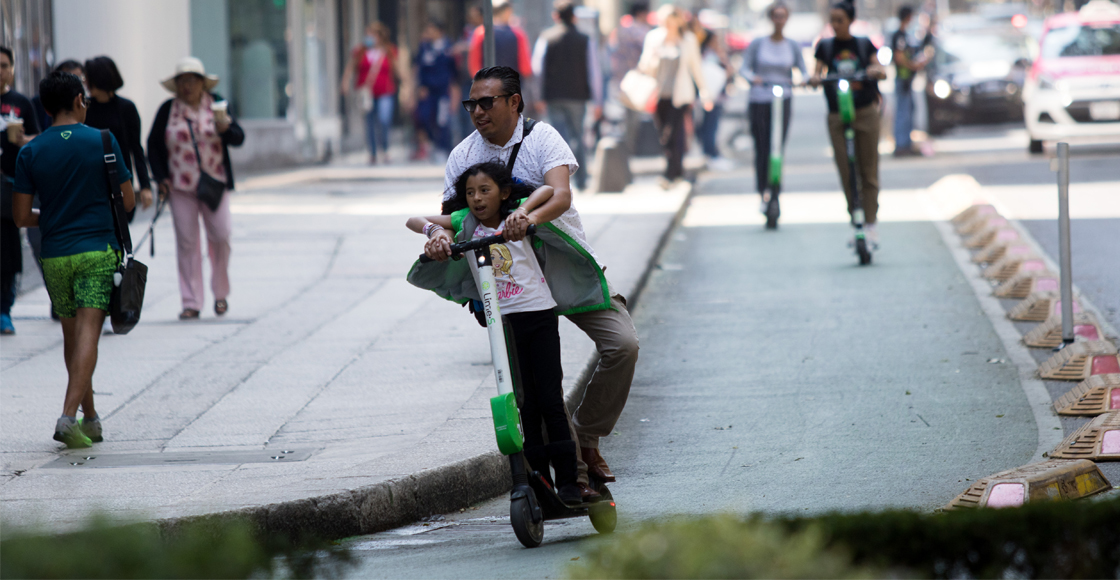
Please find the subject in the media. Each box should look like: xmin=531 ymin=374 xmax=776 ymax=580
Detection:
xmin=1 ymin=45 xmax=42 ymax=335
xmin=412 ymin=20 xmax=459 ymax=159
xmin=890 ymin=6 xmax=926 ymax=156
xmin=84 ymin=56 xmax=153 ymax=218
xmin=31 ymin=61 xmax=84 ymax=132
xmin=12 ymin=71 xmax=136 ymax=448
xmin=809 ymin=1 xmax=886 ymax=246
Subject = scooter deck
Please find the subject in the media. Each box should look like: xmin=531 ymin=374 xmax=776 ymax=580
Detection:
xmin=526 ymin=471 xmax=613 ymax=521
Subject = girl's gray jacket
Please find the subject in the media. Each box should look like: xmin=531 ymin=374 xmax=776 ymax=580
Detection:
xmin=406 ymin=207 xmax=614 ymax=316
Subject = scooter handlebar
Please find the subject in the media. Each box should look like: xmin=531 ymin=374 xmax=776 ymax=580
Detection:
xmin=418 ymin=224 xmax=537 ymax=263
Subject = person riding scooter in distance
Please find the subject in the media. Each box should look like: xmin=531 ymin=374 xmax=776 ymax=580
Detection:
xmin=809 ymin=1 xmax=887 ymax=248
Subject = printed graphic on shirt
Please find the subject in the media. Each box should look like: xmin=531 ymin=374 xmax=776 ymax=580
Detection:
xmin=473 ymin=223 xmax=556 ymax=313
xmin=832 ymin=47 xmax=860 ymax=77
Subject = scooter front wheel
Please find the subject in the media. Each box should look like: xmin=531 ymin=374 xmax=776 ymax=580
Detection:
xmin=510 ymin=495 xmax=544 ymax=548
xmin=765 ymin=195 xmax=780 ymax=230
xmin=856 ymin=237 xmax=872 ymax=266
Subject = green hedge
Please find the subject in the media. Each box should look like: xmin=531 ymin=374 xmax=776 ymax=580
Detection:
xmin=570 ymin=496 xmax=1120 ymax=579
xmin=0 ymin=514 xmax=352 ymax=579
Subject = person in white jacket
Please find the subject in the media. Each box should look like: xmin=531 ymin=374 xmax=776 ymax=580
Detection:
xmin=637 ymin=5 xmax=712 ymax=187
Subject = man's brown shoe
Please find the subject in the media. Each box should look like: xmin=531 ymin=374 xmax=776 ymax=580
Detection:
xmin=581 ymin=447 xmax=616 ymax=482
xmin=579 ymin=482 xmax=601 ymax=502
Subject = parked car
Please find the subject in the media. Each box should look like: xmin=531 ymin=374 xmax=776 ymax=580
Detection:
xmin=925 ymin=31 xmax=1033 ymax=134
xmin=1023 ymin=0 xmax=1120 ymax=153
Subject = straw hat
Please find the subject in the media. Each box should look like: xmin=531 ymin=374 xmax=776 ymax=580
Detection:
xmin=160 ymin=57 xmax=220 ymax=92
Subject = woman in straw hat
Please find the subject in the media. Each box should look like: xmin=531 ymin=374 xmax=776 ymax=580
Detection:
xmin=147 ymin=57 xmax=244 ymax=320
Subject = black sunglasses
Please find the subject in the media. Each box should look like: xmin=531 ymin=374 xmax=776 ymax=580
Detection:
xmin=462 ymin=93 xmax=512 ymax=113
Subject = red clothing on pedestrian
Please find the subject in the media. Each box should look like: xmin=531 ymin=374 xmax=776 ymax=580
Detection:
xmin=467 ymin=25 xmax=533 ymax=77
xmin=353 ymin=45 xmax=399 ymax=97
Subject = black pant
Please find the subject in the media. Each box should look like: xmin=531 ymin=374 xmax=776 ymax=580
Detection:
xmin=506 ymin=309 xmax=570 ymax=449
xmin=749 ymin=98 xmax=792 ymax=194
xmin=655 ymin=99 xmax=688 ymax=180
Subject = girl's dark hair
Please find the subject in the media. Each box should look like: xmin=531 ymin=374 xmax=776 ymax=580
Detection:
xmin=84 ymin=56 xmax=124 ymax=92
xmin=473 ymin=66 xmax=524 ymax=113
xmin=442 ymin=162 xmax=534 ymax=216
xmin=39 ymin=71 xmax=85 ymax=116
xmin=832 ymin=1 xmax=855 ymax=21
xmin=767 ymin=1 xmax=790 ymax=18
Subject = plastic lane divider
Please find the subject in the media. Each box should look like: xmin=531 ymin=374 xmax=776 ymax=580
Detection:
xmin=944 ymin=459 xmax=1113 ymax=509
xmin=993 ymin=270 xmax=1060 ymax=300
xmin=1049 ymin=410 xmax=1120 ymax=461
xmin=1055 ymin=374 xmax=1120 ymax=416
xmin=1023 ymin=313 xmax=1104 ymax=349
xmin=1039 ymin=341 xmax=1119 ymax=381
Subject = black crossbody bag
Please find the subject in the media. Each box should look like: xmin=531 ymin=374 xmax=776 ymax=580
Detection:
xmin=100 ymin=129 xmax=147 ymax=334
xmin=186 ymin=118 xmax=226 ymax=211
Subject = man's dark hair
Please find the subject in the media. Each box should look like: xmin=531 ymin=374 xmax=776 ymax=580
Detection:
xmin=39 ymin=71 xmax=85 ymax=116
xmin=898 ymin=5 xmax=913 ymax=21
xmin=555 ymin=0 xmax=576 ymax=24
xmin=628 ymin=2 xmax=649 ymax=16
xmin=832 ymin=1 xmax=855 ymax=20
xmin=0 ymin=46 xmax=13 ymax=65
xmin=54 ymin=59 xmax=83 ymax=74
xmin=84 ymin=56 xmax=124 ymax=92
xmin=426 ymin=19 xmax=445 ymax=33
xmin=473 ymin=65 xmax=524 ymax=113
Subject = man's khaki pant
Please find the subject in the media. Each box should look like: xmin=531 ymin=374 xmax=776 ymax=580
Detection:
xmin=827 ymin=104 xmax=881 ymax=224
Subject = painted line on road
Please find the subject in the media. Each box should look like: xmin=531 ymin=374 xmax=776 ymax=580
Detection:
xmin=922 ymin=187 xmax=1064 ymax=465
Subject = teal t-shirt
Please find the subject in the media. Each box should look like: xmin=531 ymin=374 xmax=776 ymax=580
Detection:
xmin=13 ymin=124 xmax=131 ymax=259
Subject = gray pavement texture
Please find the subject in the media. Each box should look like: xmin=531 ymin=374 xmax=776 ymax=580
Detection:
xmin=0 ymin=170 xmax=689 ymax=536
xmin=333 ymin=98 xmax=1119 ymax=579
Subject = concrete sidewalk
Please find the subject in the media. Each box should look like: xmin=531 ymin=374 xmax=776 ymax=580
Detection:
xmin=0 ymin=169 xmax=690 ymax=535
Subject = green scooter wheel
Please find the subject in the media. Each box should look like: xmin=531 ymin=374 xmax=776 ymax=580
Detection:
xmin=511 ymin=495 xmax=544 ymax=548
xmin=588 ymin=486 xmax=617 ymax=534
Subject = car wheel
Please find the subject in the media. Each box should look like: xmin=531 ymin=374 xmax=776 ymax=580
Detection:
xmin=1028 ymin=139 xmax=1043 ymax=154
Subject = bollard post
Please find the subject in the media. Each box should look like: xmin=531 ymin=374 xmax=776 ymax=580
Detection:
xmin=481 ymin=0 xmax=496 ymax=68
xmin=1056 ymin=142 xmax=1074 ymax=348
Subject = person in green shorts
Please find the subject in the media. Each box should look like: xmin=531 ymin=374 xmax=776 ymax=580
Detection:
xmin=12 ymin=71 xmax=135 ymax=448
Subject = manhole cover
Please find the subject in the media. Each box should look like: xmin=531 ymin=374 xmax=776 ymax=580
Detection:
xmin=1055 ymin=374 xmax=1120 ymax=416
xmin=945 ymin=459 xmax=1112 ymax=510
xmin=43 ymin=448 xmax=316 ymax=469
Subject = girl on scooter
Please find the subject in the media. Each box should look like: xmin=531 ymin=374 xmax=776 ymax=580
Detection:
xmin=809 ymin=1 xmax=886 ymax=247
xmin=406 ymin=162 xmax=583 ymax=505
xmin=741 ymin=2 xmax=806 ymax=214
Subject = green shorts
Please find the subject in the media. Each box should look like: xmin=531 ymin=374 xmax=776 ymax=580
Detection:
xmin=41 ymin=245 xmax=119 ymax=319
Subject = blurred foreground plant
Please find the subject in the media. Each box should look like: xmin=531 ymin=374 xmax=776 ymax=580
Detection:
xmin=0 ymin=514 xmax=352 ymax=579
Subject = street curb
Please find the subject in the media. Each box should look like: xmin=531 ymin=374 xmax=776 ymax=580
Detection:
xmin=157 ymin=180 xmax=698 ymax=542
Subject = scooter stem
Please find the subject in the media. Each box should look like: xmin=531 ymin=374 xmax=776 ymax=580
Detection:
xmin=475 ymin=247 xmax=524 ymax=455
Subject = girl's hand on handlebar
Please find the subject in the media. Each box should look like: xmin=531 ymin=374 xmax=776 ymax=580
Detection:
xmin=809 ymin=75 xmax=822 ymax=89
xmin=503 ymin=208 xmax=535 ymax=242
xmin=867 ymin=64 xmax=887 ymax=80
xmin=424 ymin=230 xmax=454 ymax=262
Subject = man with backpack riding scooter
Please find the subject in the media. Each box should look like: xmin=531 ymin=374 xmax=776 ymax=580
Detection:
xmin=809 ymin=1 xmax=887 ymax=248
xmin=429 ymin=66 xmax=639 ymax=502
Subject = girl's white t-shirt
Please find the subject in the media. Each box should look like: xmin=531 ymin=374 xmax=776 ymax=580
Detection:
xmin=473 ymin=224 xmax=557 ymax=314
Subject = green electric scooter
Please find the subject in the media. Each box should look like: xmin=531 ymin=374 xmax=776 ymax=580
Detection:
xmin=418 ymin=226 xmax=617 ymax=548
xmin=821 ymin=73 xmax=873 ymax=265
xmin=763 ymin=83 xmax=788 ymax=230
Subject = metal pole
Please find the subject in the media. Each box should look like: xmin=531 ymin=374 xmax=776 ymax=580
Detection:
xmin=1057 ymin=142 xmax=1074 ymax=346
xmin=481 ymin=0 xmax=496 ymax=68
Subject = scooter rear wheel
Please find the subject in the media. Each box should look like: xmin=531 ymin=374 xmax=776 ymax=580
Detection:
xmin=588 ymin=486 xmax=617 ymax=534
xmin=765 ymin=195 xmax=780 ymax=230
xmin=510 ymin=495 xmax=544 ymax=548
xmin=856 ymin=237 xmax=872 ymax=266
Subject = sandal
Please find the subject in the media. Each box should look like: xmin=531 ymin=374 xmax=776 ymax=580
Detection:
xmin=179 ymin=309 xmax=200 ymax=320
xmin=214 ymin=299 xmax=228 ymax=316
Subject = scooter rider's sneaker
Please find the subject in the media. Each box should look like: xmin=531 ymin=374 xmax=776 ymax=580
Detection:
xmin=54 ymin=416 xmax=92 ymax=449
xmin=79 ymin=416 xmax=104 ymax=443
xmin=865 ymin=223 xmax=880 ymax=250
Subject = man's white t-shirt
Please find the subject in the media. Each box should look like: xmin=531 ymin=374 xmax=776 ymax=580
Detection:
xmin=443 ymin=115 xmax=602 ymax=265
xmin=473 ymin=223 xmax=557 ymax=314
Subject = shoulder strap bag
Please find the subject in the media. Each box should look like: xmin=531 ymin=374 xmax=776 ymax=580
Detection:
xmin=185 ymin=118 xmax=226 ymax=212
xmin=505 ymin=118 xmax=537 ymax=173
xmin=101 ymin=129 xmax=148 ymax=334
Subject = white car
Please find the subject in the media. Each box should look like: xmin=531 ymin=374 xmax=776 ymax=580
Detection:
xmin=1022 ymin=0 xmax=1120 ymax=153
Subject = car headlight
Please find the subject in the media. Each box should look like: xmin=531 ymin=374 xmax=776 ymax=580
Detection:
xmin=933 ymin=79 xmax=952 ymax=99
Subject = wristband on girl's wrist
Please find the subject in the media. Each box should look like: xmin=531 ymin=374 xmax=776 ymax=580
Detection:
xmin=424 ymin=223 xmax=445 ymax=238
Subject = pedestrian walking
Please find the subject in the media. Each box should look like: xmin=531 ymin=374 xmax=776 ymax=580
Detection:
xmin=467 ymin=0 xmax=535 ymax=108
xmin=1 ymin=45 xmax=41 ymax=336
xmin=452 ymin=5 xmax=485 ymax=144
xmin=341 ymin=23 xmax=399 ymax=164
xmin=636 ymin=5 xmax=712 ymax=187
xmin=84 ymin=56 xmax=154 ymax=217
xmin=608 ymin=2 xmax=652 ymax=157
xmin=443 ymin=65 xmax=639 ymax=501
xmin=693 ymin=12 xmax=734 ymax=168
xmin=412 ymin=20 xmax=459 ymax=160
xmin=532 ymin=0 xmax=603 ymax=191
xmin=11 ymin=71 xmax=136 ymax=447
xmin=809 ymin=1 xmax=886 ymax=246
xmin=742 ymin=2 xmax=807 ymax=210
xmin=147 ymin=57 xmax=244 ymax=320
xmin=890 ymin=5 xmax=926 ymax=157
